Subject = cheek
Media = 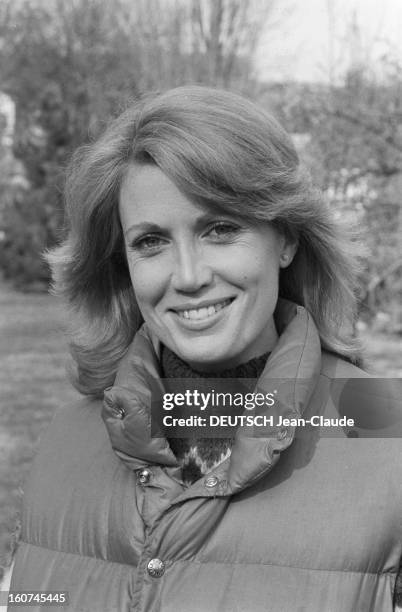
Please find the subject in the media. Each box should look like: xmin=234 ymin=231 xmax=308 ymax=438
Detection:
xmin=245 ymin=258 xmax=281 ymax=310
xmin=231 ymin=250 xmax=280 ymax=290
xmin=127 ymin=260 xmax=166 ymax=310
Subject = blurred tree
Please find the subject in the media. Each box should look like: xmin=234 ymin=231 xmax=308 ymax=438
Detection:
xmin=188 ymin=0 xmax=268 ymax=89
xmin=258 ymin=49 xmax=402 ymax=330
xmin=298 ymin=61 xmax=402 ymax=329
xmin=0 ymin=0 xmax=273 ymax=289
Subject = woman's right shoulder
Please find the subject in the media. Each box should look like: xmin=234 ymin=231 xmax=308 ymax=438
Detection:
xmin=38 ymin=395 xmax=106 ymax=451
xmin=19 ymin=395 xmax=137 ymax=563
xmin=48 ymin=394 xmax=104 ymax=427
xmin=23 ymin=395 xmax=123 ymax=503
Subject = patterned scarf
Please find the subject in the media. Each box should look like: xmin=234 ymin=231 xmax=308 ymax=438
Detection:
xmin=161 ymin=346 xmax=269 ymax=485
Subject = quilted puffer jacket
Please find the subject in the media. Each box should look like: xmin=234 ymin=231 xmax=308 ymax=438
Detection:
xmin=9 ymin=300 xmax=402 ymax=611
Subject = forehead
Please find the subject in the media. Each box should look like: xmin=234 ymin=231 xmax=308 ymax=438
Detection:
xmin=119 ymin=164 xmax=216 ymax=225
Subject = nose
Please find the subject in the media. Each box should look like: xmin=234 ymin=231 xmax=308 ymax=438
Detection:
xmin=171 ymin=244 xmax=213 ymax=292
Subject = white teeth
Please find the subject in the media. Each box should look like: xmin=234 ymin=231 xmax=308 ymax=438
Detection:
xmin=197 ymin=307 xmax=209 ymax=319
xmin=187 ymin=308 xmax=209 ymax=320
xmin=177 ymin=299 xmax=231 ymax=320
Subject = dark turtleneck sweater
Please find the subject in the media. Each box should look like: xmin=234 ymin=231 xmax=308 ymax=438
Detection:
xmin=161 ymin=346 xmax=269 ymax=485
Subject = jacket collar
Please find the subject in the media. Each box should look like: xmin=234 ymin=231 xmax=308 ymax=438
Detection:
xmin=102 ymin=299 xmax=321 ymax=495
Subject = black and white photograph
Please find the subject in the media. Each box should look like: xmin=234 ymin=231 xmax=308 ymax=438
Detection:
xmin=0 ymin=1 xmax=402 ymax=610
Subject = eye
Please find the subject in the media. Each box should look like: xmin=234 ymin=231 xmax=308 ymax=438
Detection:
xmin=206 ymin=222 xmax=240 ymax=241
xmin=129 ymin=234 xmax=166 ymax=254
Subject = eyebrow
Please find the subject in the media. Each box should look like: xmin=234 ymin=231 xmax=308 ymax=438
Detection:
xmin=124 ymin=212 xmax=232 ymax=238
xmin=124 ymin=222 xmax=162 ymax=238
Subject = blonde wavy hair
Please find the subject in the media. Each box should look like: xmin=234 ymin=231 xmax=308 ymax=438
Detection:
xmin=47 ymin=85 xmax=363 ymax=397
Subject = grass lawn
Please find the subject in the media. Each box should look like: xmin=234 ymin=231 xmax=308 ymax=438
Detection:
xmin=0 ymin=283 xmax=79 ymax=579
xmin=0 ymin=281 xmax=401 ymax=582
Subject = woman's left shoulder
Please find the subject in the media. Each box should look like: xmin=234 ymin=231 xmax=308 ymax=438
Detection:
xmin=319 ymin=350 xmax=402 ymax=440
xmin=320 ymin=350 xmax=369 ymax=379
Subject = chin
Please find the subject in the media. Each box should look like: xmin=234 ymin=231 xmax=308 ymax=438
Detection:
xmin=172 ymin=341 xmax=233 ymax=371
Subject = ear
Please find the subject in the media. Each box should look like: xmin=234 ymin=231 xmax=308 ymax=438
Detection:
xmin=279 ymin=238 xmax=298 ymax=269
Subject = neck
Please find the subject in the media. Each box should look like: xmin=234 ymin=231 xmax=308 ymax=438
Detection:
xmin=161 ymin=345 xmax=270 ymax=379
xmin=182 ymin=322 xmax=278 ymax=374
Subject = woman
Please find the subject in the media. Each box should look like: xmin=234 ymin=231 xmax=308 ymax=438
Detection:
xmin=9 ymin=86 xmax=402 ymax=611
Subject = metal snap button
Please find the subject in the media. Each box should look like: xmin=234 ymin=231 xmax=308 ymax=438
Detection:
xmin=147 ymin=558 xmax=165 ymax=578
xmin=114 ymin=405 xmax=125 ymax=419
xmin=138 ymin=468 xmax=152 ymax=484
xmin=103 ymin=393 xmax=125 ymax=419
xmin=205 ymin=475 xmax=219 ymax=488
xmin=277 ymin=427 xmax=288 ymax=441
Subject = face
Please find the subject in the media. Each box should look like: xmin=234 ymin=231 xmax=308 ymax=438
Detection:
xmin=119 ymin=165 xmax=296 ymax=371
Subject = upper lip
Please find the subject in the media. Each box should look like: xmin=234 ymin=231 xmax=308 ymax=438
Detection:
xmin=170 ymin=297 xmax=234 ymax=312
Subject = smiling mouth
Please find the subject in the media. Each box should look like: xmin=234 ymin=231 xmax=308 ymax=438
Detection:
xmin=175 ymin=298 xmax=234 ymax=321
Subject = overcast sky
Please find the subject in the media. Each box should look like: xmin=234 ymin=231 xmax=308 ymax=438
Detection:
xmin=256 ymin=0 xmax=402 ymax=82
